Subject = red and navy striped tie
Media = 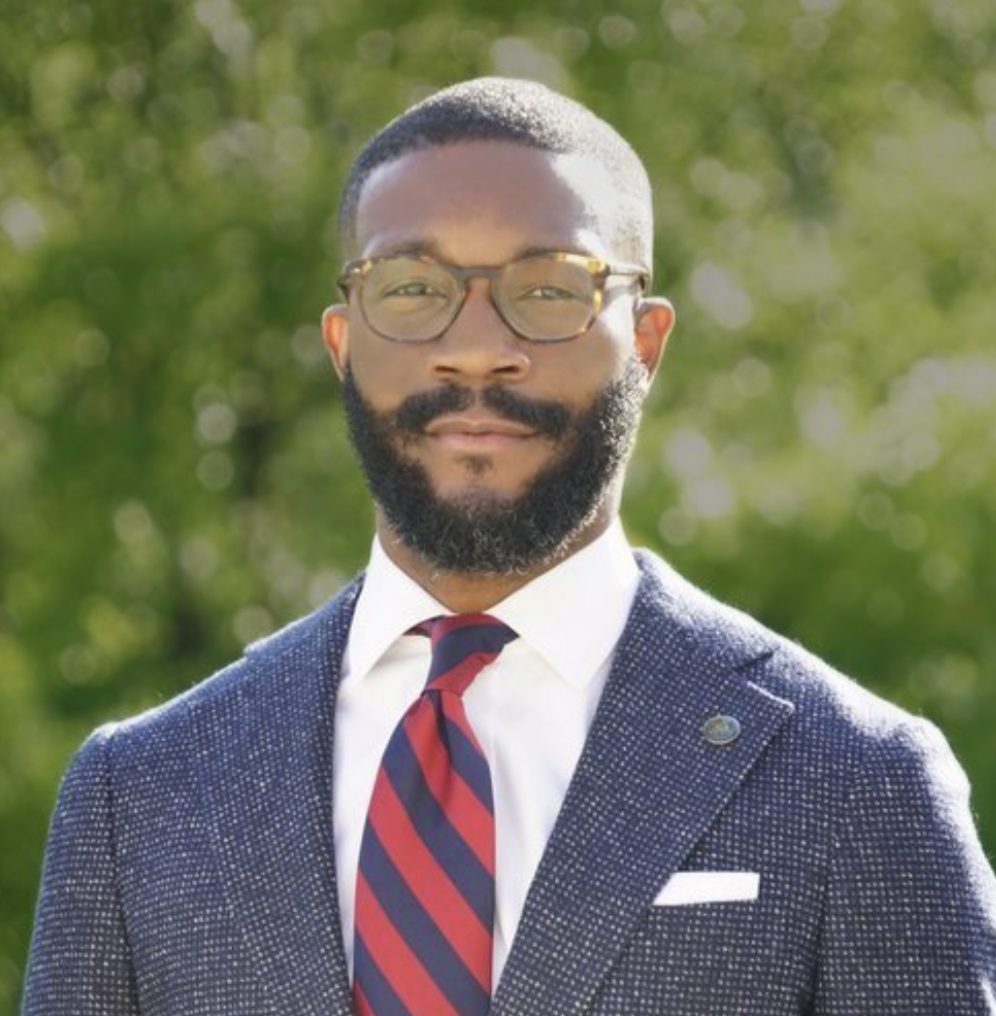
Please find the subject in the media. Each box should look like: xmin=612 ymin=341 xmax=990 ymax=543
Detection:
xmin=353 ymin=614 xmax=518 ymax=1016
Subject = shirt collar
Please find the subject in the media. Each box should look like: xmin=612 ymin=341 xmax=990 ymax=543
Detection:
xmin=343 ymin=536 xmax=449 ymax=688
xmin=344 ymin=518 xmax=639 ymax=692
xmin=488 ymin=518 xmax=638 ymax=690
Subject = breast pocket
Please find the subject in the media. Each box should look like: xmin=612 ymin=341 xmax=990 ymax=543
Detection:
xmin=588 ymin=871 xmax=813 ymax=1016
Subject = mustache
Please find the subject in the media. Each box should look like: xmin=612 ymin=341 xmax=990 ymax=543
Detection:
xmin=391 ymin=384 xmax=571 ymax=439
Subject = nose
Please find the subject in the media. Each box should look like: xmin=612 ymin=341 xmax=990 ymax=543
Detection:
xmin=426 ymin=279 xmax=531 ymax=384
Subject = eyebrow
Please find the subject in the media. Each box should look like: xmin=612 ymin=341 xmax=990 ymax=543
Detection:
xmin=364 ymin=240 xmax=603 ymax=262
xmin=369 ymin=239 xmax=441 ymax=258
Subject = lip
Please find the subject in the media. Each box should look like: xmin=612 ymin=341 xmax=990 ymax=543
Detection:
xmin=424 ymin=414 xmax=538 ymax=452
xmin=425 ymin=414 xmax=537 ymax=438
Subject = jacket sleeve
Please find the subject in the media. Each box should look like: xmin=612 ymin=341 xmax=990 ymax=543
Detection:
xmin=813 ymin=716 xmax=996 ymax=1014
xmin=21 ymin=724 xmax=140 ymax=1015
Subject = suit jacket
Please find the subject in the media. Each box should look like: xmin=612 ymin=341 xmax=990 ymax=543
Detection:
xmin=22 ymin=550 xmax=996 ymax=1014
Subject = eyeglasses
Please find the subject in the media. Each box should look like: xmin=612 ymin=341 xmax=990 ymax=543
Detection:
xmin=337 ymin=251 xmax=649 ymax=343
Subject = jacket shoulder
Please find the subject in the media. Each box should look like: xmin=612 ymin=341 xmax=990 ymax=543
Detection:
xmin=633 ymin=548 xmax=938 ymax=748
xmin=86 ymin=575 xmax=362 ymax=761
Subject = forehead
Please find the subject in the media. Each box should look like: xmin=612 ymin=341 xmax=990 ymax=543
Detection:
xmin=352 ymin=141 xmax=627 ymax=264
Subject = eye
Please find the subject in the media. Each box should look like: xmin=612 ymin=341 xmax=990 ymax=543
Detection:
xmin=520 ymin=284 xmax=580 ymax=301
xmin=381 ymin=280 xmax=443 ymax=298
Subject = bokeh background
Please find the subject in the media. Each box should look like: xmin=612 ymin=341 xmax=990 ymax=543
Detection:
xmin=2 ymin=0 xmax=995 ymax=1008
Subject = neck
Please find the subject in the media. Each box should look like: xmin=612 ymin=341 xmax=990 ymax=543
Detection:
xmin=375 ymin=501 xmax=619 ymax=613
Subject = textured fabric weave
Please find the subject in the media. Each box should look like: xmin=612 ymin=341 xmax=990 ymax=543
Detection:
xmin=21 ymin=551 xmax=996 ymax=1015
xmin=353 ymin=615 xmax=517 ymax=1016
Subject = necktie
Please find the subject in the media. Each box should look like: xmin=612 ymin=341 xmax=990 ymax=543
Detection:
xmin=353 ymin=614 xmax=518 ymax=1016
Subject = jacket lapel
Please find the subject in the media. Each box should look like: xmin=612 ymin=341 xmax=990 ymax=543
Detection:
xmin=491 ymin=551 xmax=796 ymax=1016
xmin=190 ymin=576 xmax=363 ymax=1016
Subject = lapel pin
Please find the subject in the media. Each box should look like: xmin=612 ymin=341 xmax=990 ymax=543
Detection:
xmin=702 ymin=714 xmax=742 ymax=746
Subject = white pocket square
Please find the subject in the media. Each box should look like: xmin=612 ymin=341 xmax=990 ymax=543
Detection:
xmin=653 ymin=871 xmax=760 ymax=906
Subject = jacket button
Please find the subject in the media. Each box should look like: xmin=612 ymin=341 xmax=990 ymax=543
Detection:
xmin=702 ymin=714 xmax=742 ymax=746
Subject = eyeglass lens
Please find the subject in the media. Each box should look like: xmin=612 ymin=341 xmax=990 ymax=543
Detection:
xmin=359 ymin=256 xmax=598 ymax=341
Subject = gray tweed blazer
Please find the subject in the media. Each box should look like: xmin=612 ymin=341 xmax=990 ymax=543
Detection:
xmin=22 ymin=550 xmax=996 ymax=1014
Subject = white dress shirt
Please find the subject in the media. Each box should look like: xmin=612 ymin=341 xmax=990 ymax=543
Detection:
xmin=333 ymin=518 xmax=639 ymax=988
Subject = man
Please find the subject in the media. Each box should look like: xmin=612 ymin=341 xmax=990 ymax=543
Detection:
xmin=23 ymin=77 xmax=996 ymax=1015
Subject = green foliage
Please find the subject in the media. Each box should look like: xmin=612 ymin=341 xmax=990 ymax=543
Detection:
xmin=2 ymin=0 xmax=995 ymax=1009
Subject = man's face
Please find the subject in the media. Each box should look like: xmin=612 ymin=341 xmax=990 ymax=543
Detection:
xmin=323 ymin=140 xmax=674 ymax=573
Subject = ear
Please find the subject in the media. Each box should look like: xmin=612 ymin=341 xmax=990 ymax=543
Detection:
xmin=633 ymin=297 xmax=675 ymax=382
xmin=321 ymin=304 xmax=351 ymax=381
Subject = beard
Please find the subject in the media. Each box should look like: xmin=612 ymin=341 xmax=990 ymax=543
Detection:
xmin=340 ymin=357 xmax=646 ymax=575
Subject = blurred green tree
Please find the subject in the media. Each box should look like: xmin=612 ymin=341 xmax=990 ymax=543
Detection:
xmin=2 ymin=0 xmax=995 ymax=1010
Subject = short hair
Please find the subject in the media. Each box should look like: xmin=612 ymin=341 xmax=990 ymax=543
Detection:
xmin=337 ymin=77 xmax=653 ymax=268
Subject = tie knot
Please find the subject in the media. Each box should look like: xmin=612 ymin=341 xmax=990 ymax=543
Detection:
xmin=411 ymin=614 xmax=518 ymax=697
